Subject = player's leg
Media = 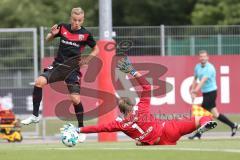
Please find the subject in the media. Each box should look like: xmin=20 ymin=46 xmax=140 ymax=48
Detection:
xmin=159 ymin=117 xmax=198 ymax=145
xmin=69 ymin=93 xmax=84 ymax=127
xmin=163 ymin=118 xmax=197 ymax=144
xmin=195 ymin=116 xmax=217 ymax=134
xmin=189 ymin=91 xmax=216 ymax=139
xmin=66 ymin=71 xmax=86 ymax=142
xmin=186 ymin=116 xmax=217 ymax=140
xmin=209 ymin=90 xmax=238 ymax=134
xmin=68 ymin=86 xmax=86 ymax=142
xmin=177 ymin=116 xmax=215 ymax=135
xmin=21 ymin=64 xmax=61 ymax=125
xmin=65 ymin=71 xmax=84 ymax=128
xmin=203 ymin=91 xmax=238 ymax=136
xmin=211 ymin=107 xmax=239 ymax=136
xmin=21 ymin=76 xmax=47 ymax=125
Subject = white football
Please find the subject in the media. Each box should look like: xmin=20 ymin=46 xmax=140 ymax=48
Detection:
xmin=61 ymin=130 xmax=79 ymax=147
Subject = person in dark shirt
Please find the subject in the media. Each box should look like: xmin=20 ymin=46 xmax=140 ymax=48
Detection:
xmin=21 ymin=7 xmax=99 ymax=139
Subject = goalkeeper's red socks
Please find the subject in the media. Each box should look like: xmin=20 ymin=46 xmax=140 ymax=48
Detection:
xmin=199 ymin=116 xmax=213 ymax=127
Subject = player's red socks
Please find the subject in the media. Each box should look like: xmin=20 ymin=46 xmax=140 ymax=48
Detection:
xmin=199 ymin=116 xmax=213 ymax=126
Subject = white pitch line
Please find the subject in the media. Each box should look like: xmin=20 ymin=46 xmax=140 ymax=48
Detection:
xmin=51 ymin=147 xmax=240 ymax=153
xmin=3 ymin=145 xmax=240 ymax=153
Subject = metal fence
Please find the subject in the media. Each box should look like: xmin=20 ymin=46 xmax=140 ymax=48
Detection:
xmin=0 ymin=28 xmax=38 ymax=114
xmin=165 ymin=25 xmax=240 ymax=56
xmin=41 ymin=25 xmax=240 ymax=57
xmin=0 ymin=28 xmax=39 ymax=138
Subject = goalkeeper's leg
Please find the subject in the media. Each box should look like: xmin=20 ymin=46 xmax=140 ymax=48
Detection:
xmin=189 ymin=116 xmax=217 ymax=140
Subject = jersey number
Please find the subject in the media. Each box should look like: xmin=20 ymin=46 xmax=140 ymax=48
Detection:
xmin=132 ymin=123 xmax=145 ymax=134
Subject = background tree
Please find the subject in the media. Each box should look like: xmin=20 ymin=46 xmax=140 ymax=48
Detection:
xmin=191 ymin=0 xmax=240 ymax=25
xmin=113 ymin=0 xmax=198 ymax=26
xmin=1 ymin=0 xmax=240 ymax=27
xmin=0 ymin=0 xmax=98 ymax=28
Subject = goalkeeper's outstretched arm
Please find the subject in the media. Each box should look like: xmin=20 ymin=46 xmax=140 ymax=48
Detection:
xmin=117 ymin=56 xmax=151 ymax=104
xmin=60 ymin=121 xmax=121 ymax=134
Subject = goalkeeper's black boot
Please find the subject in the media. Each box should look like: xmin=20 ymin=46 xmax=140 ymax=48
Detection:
xmin=188 ymin=132 xmax=202 ymax=140
xmin=189 ymin=121 xmax=217 ymax=140
xmin=197 ymin=121 xmax=217 ymax=134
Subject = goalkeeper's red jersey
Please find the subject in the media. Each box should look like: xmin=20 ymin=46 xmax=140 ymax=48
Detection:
xmin=81 ymin=76 xmax=165 ymax=145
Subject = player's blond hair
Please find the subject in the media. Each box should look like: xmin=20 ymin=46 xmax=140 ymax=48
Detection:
xmin=118 ymin=97 xmax=133 ymax=115
xmin=71 ymin=7 xmax=84 ymax=16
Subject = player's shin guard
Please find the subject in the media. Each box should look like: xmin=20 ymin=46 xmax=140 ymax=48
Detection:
xmin=32 ymin=86 xmax=42 ymax=117
xmin=74 ymin=102 xmax=84 ymax=127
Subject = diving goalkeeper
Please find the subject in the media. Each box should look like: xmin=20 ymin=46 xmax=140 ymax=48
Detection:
xmin=62 ymin=57 xmax=217 ymax=145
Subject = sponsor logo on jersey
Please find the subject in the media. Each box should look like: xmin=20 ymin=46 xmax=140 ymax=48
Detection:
xmin=135 ymin=126 xmax=153 ymax=141
xmin=61 ymin=39 xmax=80 ymax=47
xmin=79 ymin=34 xmax=85 ymax=41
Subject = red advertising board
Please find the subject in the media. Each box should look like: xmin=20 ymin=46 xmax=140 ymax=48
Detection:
xmin=42 ymin=55 xmax=240 ymax=118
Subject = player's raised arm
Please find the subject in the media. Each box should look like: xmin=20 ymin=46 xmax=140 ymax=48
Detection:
xmin=117 ymin=56 xmax=151 ymax=103
xmin=45 ymin=24 xmax=60 ymax=42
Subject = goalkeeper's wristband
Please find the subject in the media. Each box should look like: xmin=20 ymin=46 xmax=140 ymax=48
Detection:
xmin=130 ymin=69 xmax=137 ymax=76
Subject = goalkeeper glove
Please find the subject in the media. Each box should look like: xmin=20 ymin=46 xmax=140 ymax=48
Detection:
xmin=117 ymin=56 xmax=137 ymax=76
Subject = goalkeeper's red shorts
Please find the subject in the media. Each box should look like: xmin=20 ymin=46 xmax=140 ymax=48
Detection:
xmin=158 ymin=117 xmax=196 ymax=145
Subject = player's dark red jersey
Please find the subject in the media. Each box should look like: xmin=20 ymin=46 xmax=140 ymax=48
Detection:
xmin=81 ymin=76 xmax=165 ymax=145
xmin=54 ymin=23 xmax=96 ymax=64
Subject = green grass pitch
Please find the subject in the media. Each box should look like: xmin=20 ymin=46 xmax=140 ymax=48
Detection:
xmin=0 ymin=139 xmax=240 ymax=160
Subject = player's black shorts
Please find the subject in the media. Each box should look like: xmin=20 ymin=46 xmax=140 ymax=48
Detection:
xmin=40 ymin=62 xmax=82 ymax=94
xmin=201 ymin=90 xmax=217 ymax=111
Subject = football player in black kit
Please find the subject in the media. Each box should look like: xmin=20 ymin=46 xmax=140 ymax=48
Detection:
xmin=21 ymin=7 xmax=99 ymax=139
